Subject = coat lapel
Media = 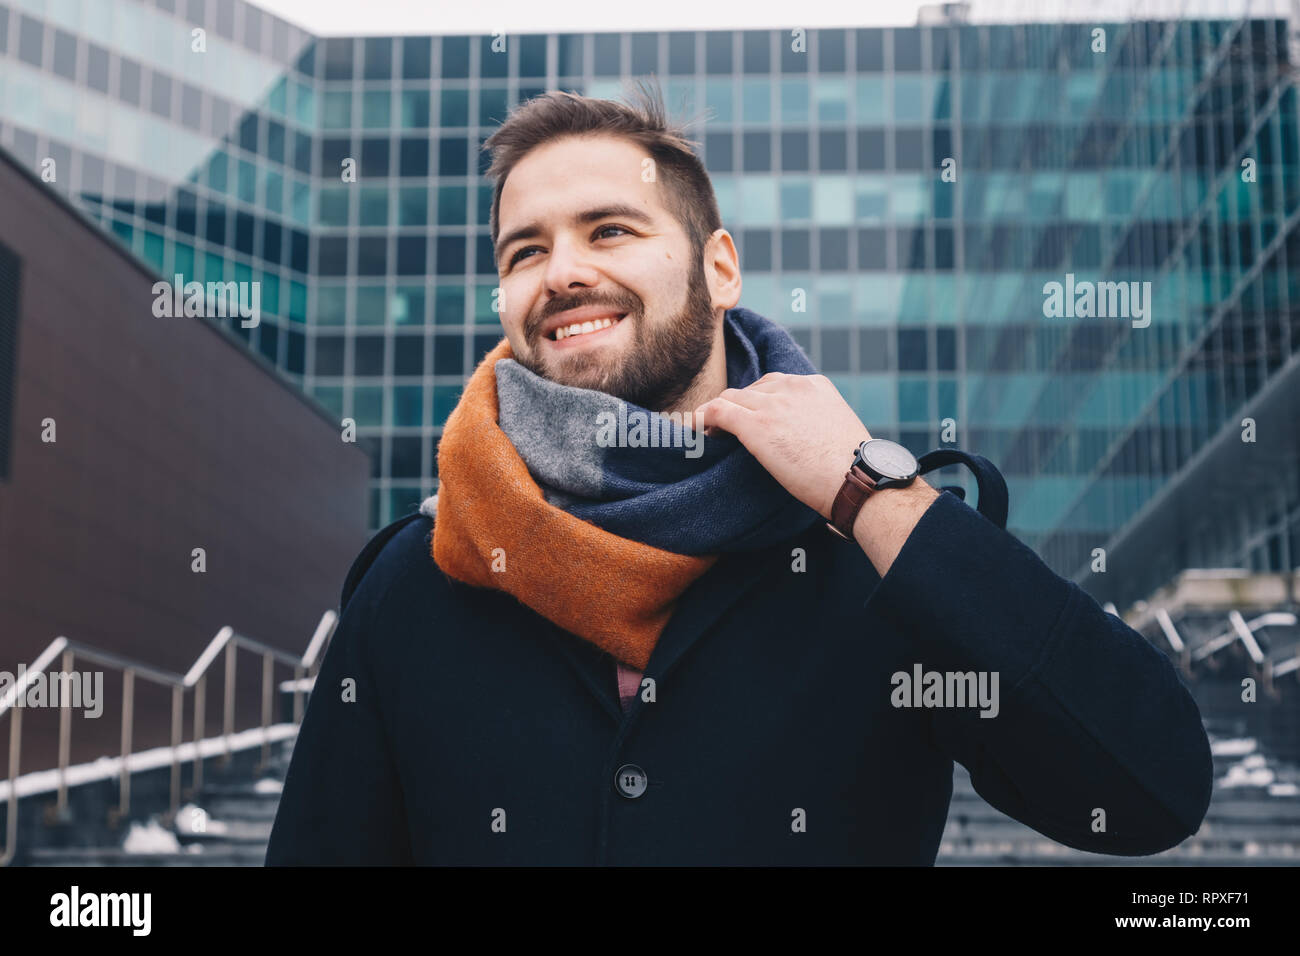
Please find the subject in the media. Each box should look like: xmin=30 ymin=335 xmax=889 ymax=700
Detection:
xmin=542 ymin=531 xmax=812 ymax=724
xmin=642 ymin=540 xmax=788 ymax=687
xmin=544 ymin=621 xmax=626 ymax=724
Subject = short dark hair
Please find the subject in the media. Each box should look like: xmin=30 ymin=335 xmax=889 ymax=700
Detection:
xmin=482 ymin=79 xmax=723 ymax=266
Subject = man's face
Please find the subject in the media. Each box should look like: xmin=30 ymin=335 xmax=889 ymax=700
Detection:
xmin=494 ymin=134 xmax=717 ymax=410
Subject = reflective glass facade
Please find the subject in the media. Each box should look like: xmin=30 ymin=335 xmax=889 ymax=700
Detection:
xmin=2 ymin=0 xmax=1298 ymax=609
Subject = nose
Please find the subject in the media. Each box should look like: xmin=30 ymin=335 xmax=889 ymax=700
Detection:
xmin=542 ymin=234 xmax=601 ymax=297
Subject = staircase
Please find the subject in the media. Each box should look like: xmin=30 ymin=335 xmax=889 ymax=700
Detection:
xmin=937 ymin=732 xmax=1300 ymax=865
xmin=15 ymin=726 xmax=1300 ymax=865
xmin=22 ymin=739 xmax=293 ymax=867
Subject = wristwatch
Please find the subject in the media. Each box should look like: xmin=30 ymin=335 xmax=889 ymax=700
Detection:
xmin=826 ymin=439 xmax=920 ymax=540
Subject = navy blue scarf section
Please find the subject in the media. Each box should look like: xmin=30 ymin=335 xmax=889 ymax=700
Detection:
xmin=494 ymin=306 xmax=824 ymax=556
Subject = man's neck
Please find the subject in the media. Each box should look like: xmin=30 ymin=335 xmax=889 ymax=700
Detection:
xmin=658 ymin=316 xmax=729 ymax=417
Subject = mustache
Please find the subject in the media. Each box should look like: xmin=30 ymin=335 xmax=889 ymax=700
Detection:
xmin=526 ymin=293 xmax=642 ymax=343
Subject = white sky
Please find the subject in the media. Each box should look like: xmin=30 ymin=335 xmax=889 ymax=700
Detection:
xmin=246 ymin=0 xmax=1292 ymax=36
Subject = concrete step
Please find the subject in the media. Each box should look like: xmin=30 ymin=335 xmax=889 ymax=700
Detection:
xmin=196 ymin=797 xmax=280 ymax=821
xmin=937 ymin=849 xmax=1300 ymax=866
xmin=27 ymin=845 xmax=268 ymax=866
xmin=942 ymin=818 xmax=1300 ymax=842
xmin=174 ymin=817 xmax=272 ymax=844
xmin=195 ymin=785 xmax=284 ymax=801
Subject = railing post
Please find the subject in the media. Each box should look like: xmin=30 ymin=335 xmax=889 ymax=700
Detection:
xmin=2 ymin=707 xmax=22 ymax=866
xmin=113 ymin=669 xmax=134 ymax=827
xmin=292 ymin=665 xmax=305 ymax=724
xmin=192 ymin=674 xmax=206 ymax=796
xmin=260 ymin=652 xmax=273 ymax=770
xmin=53 ymin=649 xmax=74 ymax=821
xmin=222 ymin=643 xmax=236 ymax=767
xmin=168 ymin=684 xmax=182 ymax=827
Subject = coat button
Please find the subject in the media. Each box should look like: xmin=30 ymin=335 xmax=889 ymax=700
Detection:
xmin=614 ymin=764 xmax=647 ymax=799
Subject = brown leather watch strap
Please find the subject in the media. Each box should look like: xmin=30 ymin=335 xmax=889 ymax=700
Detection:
xmin=827 ymin=465 xmax=877 ymax=540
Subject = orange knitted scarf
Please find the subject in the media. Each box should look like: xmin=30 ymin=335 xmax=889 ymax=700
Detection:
xmin=431 ymin=338 xmax=717 ymax=671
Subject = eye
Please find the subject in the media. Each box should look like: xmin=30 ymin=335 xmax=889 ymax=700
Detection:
xmin=508 ymin=245 xmax=542 ymax=267
xmin=594 ymin=224 xmax=630 ymax=240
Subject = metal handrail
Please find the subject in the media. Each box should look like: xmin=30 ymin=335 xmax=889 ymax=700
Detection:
xmin=0 ymin=610 xmax=338 ymax=866
xmin=1190 ymin=611 xmax=1296 ymax=662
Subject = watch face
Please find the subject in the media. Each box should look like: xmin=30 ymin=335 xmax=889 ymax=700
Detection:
xmin=858 ymin=439 xmax=918 ymax=481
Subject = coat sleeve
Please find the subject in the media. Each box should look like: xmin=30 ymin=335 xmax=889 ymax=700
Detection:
xmin=265 ymin=563 xmax=415 ymax=865
xmin=866 ymin=489 xmax=1214 ymax=856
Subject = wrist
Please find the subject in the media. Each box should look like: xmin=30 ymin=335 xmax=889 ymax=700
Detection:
xmin=850 ymin=478 xmax=939 ymax=561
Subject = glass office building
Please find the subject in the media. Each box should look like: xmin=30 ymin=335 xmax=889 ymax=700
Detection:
xmin=2 ymin=0 xmax=1298 ymax=610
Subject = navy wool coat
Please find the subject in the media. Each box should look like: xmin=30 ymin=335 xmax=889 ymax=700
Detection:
xmin=265 ymin=489 xmax=1213 ymax=865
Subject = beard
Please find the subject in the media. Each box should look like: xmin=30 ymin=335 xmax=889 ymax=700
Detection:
xmin=517 ymin=256 xmax=717 ymax=411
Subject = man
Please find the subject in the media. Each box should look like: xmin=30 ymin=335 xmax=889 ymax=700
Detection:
xmin=266 ymin=85 xmax=1212 ymax=865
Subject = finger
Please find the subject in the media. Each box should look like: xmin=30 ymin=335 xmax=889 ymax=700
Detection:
xmin=693 ymin=396 xmax=756 ymax=438
xmin=742 ymin=378 xmax=787 ymax=394
xmin=715 ymin=385 xmax=778 ymax=409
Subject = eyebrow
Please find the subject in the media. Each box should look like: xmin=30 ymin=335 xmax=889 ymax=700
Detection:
xmin=495 ymin=203 xmax=656 ymax=268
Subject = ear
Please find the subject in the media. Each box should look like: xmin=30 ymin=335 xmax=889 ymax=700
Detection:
xmin=703 ymin=228 xmax=742 ymax=311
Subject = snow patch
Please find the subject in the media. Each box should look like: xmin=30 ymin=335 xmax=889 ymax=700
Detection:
xmin=174 ymin=803 xmax=229 ymax=836
xmin=121 ymin=819 xmax=182 ymax=854
xmin=1209 ymin=738 xmax=1256 ymax=756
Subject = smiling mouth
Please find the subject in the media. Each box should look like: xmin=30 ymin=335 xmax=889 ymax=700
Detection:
xmin=548 ymin=314 xmax=627 ymax=341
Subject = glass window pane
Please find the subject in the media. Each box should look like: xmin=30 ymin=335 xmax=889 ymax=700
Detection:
xmin=433 ymin=385 xmax=462 ymax=423
xmin=391 ymin=286 xmax=426 ymax=325
xmin=313 ymin=386 xmax=344 ymax=418
xmin=739 ymin=175 xmax=778 ymax=225
xmin=322 ymin=90 xmax=351 ymax=129
xmin=898 ymin=378 xmax=929 ymax=422
xmin=237 ymin=161 xmax=257 ymax=204
xmin=814 ymin=77 xmax=849 ymax=122
xmin=392 ymin=386 xmax=424 ymax=426
xmin=399 ymin=186 xmax=428 ymax=226
xmin=711 ymin=174 xmax=737 ymax=222
xmin=363 ymin=90 xmax=391 ymax=128
xmin=292 ymin=82 xmax=315 ymax=125
xmin=318 ymin=187 xmax=350 ymax=226
xmin=855 ymin=178 xmax=889 ymax=222
xmin=352 ymin=386 xmax=384 ymax=426
xmin=441 ymin=89 xmax=469 ymax=126
xmin=360 ymin=187 xmax=388 ymax=226
xmin=289 ymin=281 xmax=307 ymax=322
xmin=317 ymin=286 xmax=348 ymax=327
xmin=856 ymin=76 xmax=888 ymax=124
xmin=438 ymin=185 xmax=467 ymax=225
xmin=356 ymin=285 xmax=387 ymax=325
xmin=401 ymin=89 xmax=430 ymax=128
xmin=894 ymin=76 xmax=924 ymax=124
xmin=892 ymin=174 xmax=928 ymax=219
xmin=705 ymin=79 xmax=733 ymax=122
xmin=813 ymin=177 xmax=852 ymax=224
xmin=780 ymin=179 xmax=812 ymax=219
xmin=435 ymin=284 xmax=466 ymax=324
xmin=780 ymin=78 xmax=809 ymax=124
xmin=742 ymin=79 xmax=770 ymax=123
xmin=475 ymin=283 xmax=501 ymax=324
xmin=479 ymin=86 xmax=508 ymax=127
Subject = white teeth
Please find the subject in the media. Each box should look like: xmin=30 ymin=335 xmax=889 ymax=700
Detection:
xmin=554 ymin=316 xmax=620 ymax=340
